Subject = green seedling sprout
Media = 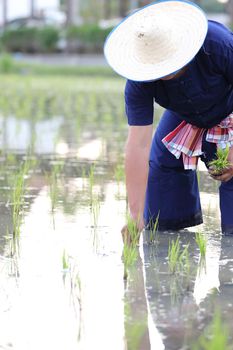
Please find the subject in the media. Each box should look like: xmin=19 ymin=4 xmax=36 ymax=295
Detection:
xmin=62 ymin=249 xmax=69 ymax=270
xmin=114 ymin=163 xmax=125 ymax=184
xmin=74 ymin=270 xmax=83 ymax=342
xmin=208 ymin=146 xmax=231 ymax=176
xmin=48 ymin=163 xmax=62 ymax=212
xmin=148 ymin=213 xmax=159 ymax=244
xmin=192 ymin=309 xmax=230 ymax=350
xmin=180 ymin=244 xmax=190 ymax=277
xmin=45 ymin=163 xmax=62 ymax=227
xmin=168 ymin=238 xmax=191 ymax=302
xmin=195 ymin=231 xmax=207 ymax=258
xmin=88 ymin=163 xmax=95 ymax=201
xmin=123 ymin=244 xmax=138 ymax=280
xmin=5 ymin=226 xmax=16 ymax=258
xmin=91 ymin=196 xmax=100 ymax=252
xmin=125 ymin=214 xmax=141 ymax=246
xmin=75 ymin=272 xmax=82 ymax=307
xmin=122 ymin=214 xmax=141 ymax=280
xmin=197 ymin=255 xmax=207 ymax=277
xmin=168 ymin=237 xmax=181 ymax=274
xmin=47 ymin=162 xmax=63 ymax=228
xmin=168 ymin=237 xmax=190 ymax=275
xmin=12 ymin=159 xmax=31 ymax=244
xmin=91 ymin=196 xmax=100 ymax=228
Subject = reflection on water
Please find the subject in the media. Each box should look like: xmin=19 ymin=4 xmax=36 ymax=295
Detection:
xmin=0 ymin=83 xmax=232 ymax=350
xmin=0 ymin=115 xmax=64 ymax=154
xmin=0 ymin=158 xmax=230 ymax=349
xmin=0 ymin=182 xmax=126 ymax=350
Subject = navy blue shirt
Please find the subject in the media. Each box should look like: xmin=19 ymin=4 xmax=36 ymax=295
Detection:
xmin=125 ymin=20 xmax=233 ymax=128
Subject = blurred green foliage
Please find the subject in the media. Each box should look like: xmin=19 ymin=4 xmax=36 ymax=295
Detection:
xmin=66 ymin=24 xmax=113 ymax=52
xmin=1 ymin=27 xmax=59 ymax=53
xmin=0 ymin=24 xmax=113 ymax=54
xmin=200 ymin=0 xmax=225 ymax=13
xmin=39 ymin=27 xmax=60 ymax=52
xmin=0 ymin=53 xmax=15 ymax=73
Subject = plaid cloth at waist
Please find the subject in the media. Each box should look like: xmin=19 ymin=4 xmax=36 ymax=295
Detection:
xmin=162 ymin=113 xmax=233 ymax=170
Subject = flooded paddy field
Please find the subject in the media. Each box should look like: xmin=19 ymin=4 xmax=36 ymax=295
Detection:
xmin=0 ymin=75 xmax=232 ymax=350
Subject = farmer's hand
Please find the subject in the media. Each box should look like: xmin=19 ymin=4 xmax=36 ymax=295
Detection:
xmin=121 ymin=218 xmax=144 ymax=246
xmin=209 ymin=166 xmax=233 ymax=182
xmin=209 ymin=146 xmax=233 ymax=182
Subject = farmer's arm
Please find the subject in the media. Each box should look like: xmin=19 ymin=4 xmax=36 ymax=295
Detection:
xmin=125 ymin=124 xmax=153 ymax=230
xmin=123 ymin=80 xmax=154 ymax=235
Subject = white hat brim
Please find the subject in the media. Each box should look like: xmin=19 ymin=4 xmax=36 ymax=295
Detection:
xmin=104 ymin=0 xmax=208 ymax=81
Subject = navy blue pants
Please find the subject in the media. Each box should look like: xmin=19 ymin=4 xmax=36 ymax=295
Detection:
xmin=144 ymin=110 xmax=233 ymax=235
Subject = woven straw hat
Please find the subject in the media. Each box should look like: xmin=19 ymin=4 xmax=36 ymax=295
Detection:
xmin=104 ymin=0 xmax=208 ymax=81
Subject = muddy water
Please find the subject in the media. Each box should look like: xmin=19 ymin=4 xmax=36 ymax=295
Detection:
xmin=0 ymin=105 xmax=232 ymax=350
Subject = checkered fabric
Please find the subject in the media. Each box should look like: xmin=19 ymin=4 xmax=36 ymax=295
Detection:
xmin=162 ymin=114 xmax=233 ymax=170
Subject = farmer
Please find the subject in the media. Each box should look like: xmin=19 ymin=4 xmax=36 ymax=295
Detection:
xmin=104 ymin=0 xmax=233 ymax=236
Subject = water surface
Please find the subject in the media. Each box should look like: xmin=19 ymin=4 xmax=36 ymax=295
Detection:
xmin=0 ymin=76 xmax=232 ymax=350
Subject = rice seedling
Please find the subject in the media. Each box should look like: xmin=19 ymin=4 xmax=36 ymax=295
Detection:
xmin=122 ymin=214 xmax=141 ymax=280
xmin=123 ymin=244 xmax=138 ymax=280
xmin=62 ymin=264 xmax=83 ymax=343
xmin=11 ymin=159 xmax=31 ymax=243
xmin=168 ymin=237 xmax=181 ymax=274
xmin=114 ymin=163 xmax=125 ymax=184
xmin=180 ymin=244 xmax=190 ymax=277
xmin=195 ymin=231 xmax=207 ymax=258
xmin=208 ymin=146 xmax=230 ymax=176
xmin=88 ymin=163 xmax=95 ymax=200
xmin=46 ymin=162 xmax=63 ymax=228
xmin=5 ymin=226 xmax=16 ymax=258
xmin=91 ymin=196 xmax=101 ymax=251
xmin=197 ymin=255 xmax=207 ymax=277
xmin=74 ymin=270 xmax=83 ymax=342
xmin=62 ymin=249 xmax=69 ymax=271
xmin=75 ymin=272 xmax=82 ymax=306
xmin=91 ymin=196 xmax=100 ymax=228
xmin=168 ymin=236 xmax=190 ymax=275
xmin=148 ymin=213 xmax=159 ymax=245
xmin=192 ymin=309 xmax=231 ymax=350
xmin=3 ymin=232 xmax=20 ymax=278
xmin=47 ymin=163 xmax=63 ymax=212
xmin=168 ymin=241 xmax=191 ymax=303
xmin=124 ymin=214 xmax=141 ymax=246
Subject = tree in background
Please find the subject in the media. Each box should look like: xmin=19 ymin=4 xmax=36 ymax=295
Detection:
xmin=2 ymin=0 xmax=7 ymax=27
xmin=227 ymin=0 xmax=233 ymax=23
xmin=119 ymin=0 xmax=129 ymax=17
xmin=103 ymin=0 xmax=111 ymax=19
xmin=30 ymin=0 xmax=35 ymax=18
xmin=65 ymin=0 xmax=82 ymax=25
xmin=59 ymin=0 xmax=230 ymax=26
